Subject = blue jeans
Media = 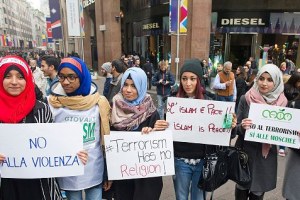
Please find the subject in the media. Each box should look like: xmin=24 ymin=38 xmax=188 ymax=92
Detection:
xmin=216 ymin=95 xmax=234 ymax=102
xmin=65 ymin=184 xmax=102 ymax=200
xmin=157 ymin=95 xmax=165 ymax=119
xmin=173 ymin=158 xmax=205 ymax=200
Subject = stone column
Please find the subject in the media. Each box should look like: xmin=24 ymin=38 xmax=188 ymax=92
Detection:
xmin=170 ymin=0 xmax=212 ymax=80
xmin=95 ymin=0 xmax=121 ymax=72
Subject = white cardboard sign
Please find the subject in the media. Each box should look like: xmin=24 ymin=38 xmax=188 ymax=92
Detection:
xmin=104 ymin=130 xmax=174 ymax=180
xmin=0 ymin=123 xmax=84 ymax=178
xmin=245 ymin=103 xmax=300 ymax=148
xmin=166 ymin=97 xmax=235 ymax=146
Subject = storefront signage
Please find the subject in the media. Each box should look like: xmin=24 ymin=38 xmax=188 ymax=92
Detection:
xmin=143 ymin=22 xmax=160 ymax=30
xmin=83 ymin=0 xmax=95 ymax=8
xmin=217 ymin=12 xmax=270 ymax=27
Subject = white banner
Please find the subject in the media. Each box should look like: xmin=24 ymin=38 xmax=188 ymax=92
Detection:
xmin=104 ymin=131 xmax=174 ymax=180
xmin=245 ymin=103 xmax=300 ymax=148
xmin=0 ymin=123 xmax=84 ymax=178
xmin=66 ymin=0 xmax=81 ymax=36
xmin=166 ymin=97 xmax=235 ymax=146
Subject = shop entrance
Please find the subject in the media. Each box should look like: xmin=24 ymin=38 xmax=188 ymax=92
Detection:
xmin=225 ymin=34 xmax=255 ymax=68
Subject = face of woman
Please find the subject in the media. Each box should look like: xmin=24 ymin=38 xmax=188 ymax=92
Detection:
xmin=58 ymin=68 xmax=80 ymax=94
xmin=236 ymin=68 xmax=241 ymax=75
xmin=181 ymin=72 xmax=198 ymax=97
xmin=3 ymin=69 xmax=26 ymax=96
xmin=122 ymin=79 xmax=138 ymax=101
xmin=257 ymin=72 xmax=275 ymax=94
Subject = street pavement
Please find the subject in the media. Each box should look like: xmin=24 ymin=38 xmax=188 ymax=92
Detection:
xmin=93 ymin=75 xmax=287 ymax=200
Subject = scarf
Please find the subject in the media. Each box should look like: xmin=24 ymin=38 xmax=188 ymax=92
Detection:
xmin=111 ymin=93 xmax=156 ymax=130
xmin=0 ymin=56 xmax=36 ymax=123
xmin=48 ymin=92 xmax=111 ymax=144
xmin=245 ymin=64 xmax=288 ymax=158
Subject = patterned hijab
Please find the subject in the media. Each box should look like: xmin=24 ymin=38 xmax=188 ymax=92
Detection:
xmin=58 ymin=57 xmax=91 ymax=96
xmin=0 ymin=55 xmax=36 ymax=123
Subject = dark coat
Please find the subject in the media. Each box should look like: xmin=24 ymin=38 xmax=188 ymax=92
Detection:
xmin=234 ymin=95 xmax=277 ymax=192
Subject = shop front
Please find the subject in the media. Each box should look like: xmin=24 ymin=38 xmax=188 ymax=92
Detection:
xmin=210 ymin=11 xmax=300 ymax=70
xmin=132 ymin=16 xmax=170 ymax=69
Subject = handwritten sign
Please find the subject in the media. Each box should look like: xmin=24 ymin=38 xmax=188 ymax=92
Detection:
xmin=0 ymin=123 xmax=84 ymax=178
xmin=166 ymin=97 xmax=235 ymax=146
xmin=245 ymin=103 xmax=300 ymax=148
xmin=104 ymin=130 xmax=174 ymax=180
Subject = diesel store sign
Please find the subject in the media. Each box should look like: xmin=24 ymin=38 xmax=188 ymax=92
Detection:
xmin=217 ymin=12 xmax=270 ymax=27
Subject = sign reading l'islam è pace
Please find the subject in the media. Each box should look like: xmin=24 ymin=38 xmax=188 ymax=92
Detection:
xmin=217 ymin=12 xmax=270 ymax=27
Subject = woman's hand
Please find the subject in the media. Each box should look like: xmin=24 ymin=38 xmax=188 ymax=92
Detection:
xmin=231 ymin=113 xmax=237 ymax=129
xmin=141 ymin=127 xmax=153 ymax=134
xmin=77 ymin=150 xmax=88 ymax=165
xmin=241 ymin=118 xmax=253 ymax=130
xmin=103 ymin=180 xmax=113 ymax=191
xmin=0 ymin=154 xmax=5 ymax=163
xmin=154 ymin=120 xmax=169 ymax=131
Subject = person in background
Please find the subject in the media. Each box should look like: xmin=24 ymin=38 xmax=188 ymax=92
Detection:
xmin=48 ymin=57 xmax=111 ymax=200
xmin=100 ymin=62 xmax=112 ymax=98
xmin=111 ymin=67 xmax=163 ymax=200
xmin=213 ymin=61 xmax=237 ymax=102
xmin=40 ymin=55 xmax=60 ymax=96
xmin=280 ymin=62 xmax=289 ymax=75
xmin=234 ymin=64 xmax=287 ymax=200
xmin=202 ymin=59 xmax=210 ymax=87
xmin=152 ymin=60 xmax=175 ymax=119
xmin=235 ymin=65 xmax=248 ymax=111
xmin=153 ymin=59 xmax=236 ymax=200
xmin=106 ymin=59 xmax=125 ymax=104
xmin=132 ymin=55 xmax=141 ymax=68
xmin=0 ymin=55 xmax=64 ymax=200
xmin=142 ymin=58 xmax=153 ymax=90
xmin=217 ymin=63 xmax=223 ymax=73
xmin=282 ymin=93 xmax=300 ymax=200
xmin=29 ymin=58 xmax=47 ymax=97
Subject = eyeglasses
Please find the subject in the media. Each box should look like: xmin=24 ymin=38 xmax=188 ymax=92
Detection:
xmin=57 ymin=74 xmax=78 ymax=83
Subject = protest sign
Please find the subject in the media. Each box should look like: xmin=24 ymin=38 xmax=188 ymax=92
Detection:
xmin=166 ymin=97 xmax=235 ymax=145
xmin=104 ymin=130 xmax=174 ymax=180
xmin=245 ymin=103 xmax=300 ymax=148
xmin=0 ymin=123 xmax=83 ymax=178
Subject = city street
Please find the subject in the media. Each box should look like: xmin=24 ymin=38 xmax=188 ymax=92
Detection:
xmin=94 ymin=75 xmax=287 ymax=200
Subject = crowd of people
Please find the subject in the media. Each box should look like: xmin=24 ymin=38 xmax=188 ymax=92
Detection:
xmin=0 ymin=50 xmax=299 ymax=200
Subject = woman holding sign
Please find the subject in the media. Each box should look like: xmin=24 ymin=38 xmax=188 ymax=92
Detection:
xmin=153 ymin=59 xmax=237 ymax=200
xmin=0 ymin=55 xmax=63 ymax=200
xmin=234 ymin=64 xmax=287 ymax=200
xmin=48 ymin=57 xmax=110 ymax=200
xmin=110 ymin=67 xmax=163 ymax=200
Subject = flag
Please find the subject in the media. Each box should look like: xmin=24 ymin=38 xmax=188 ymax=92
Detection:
xmin=169 ymin=0 xmax=188 ymax=33
xmin=49 ymin=0 xmax=62 ymax=39
xmin=46 ymin=18 xmax=53 ymax=43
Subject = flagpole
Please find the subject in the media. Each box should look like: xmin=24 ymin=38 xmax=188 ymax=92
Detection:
xmin=175 ymin=0 xmax=180 ymax=83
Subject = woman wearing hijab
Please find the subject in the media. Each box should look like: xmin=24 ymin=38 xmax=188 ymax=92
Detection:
xmin=0 ymin=55 xmax=62 ymax=200
xmin=234 ymin=64 xmax=288 ymax=200
xmin=110 ymin=67 xmax=163 ymax=200
xmin=47 ymin=57 xmax=111 ymax=200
